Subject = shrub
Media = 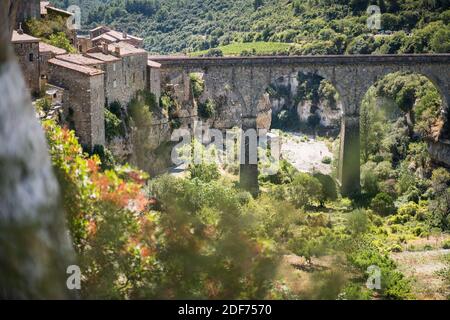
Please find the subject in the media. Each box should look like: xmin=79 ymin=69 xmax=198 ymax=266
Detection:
xmin=288 ymin=173 xmax=323 ymax=208
xmin=347 ymin=241 xmax=413 ymax=300
xmin=371 ymin=193 xmax=396 ymax=216
xmin=104 ymin=108 xmax=124 ymax=141
xmin=361 ymin=164 xmax=380 ymax=197
xmin=189 ymin=162 xmax=220 ymax=182
xmin=204 ymin=48 xmax=224 ymax=57
xmin=442 ymin=240 xmax=450 ymax=250
xmin=398 ymin=202 xmax=419 ymax=217
xmin=313 ymin=173 xmax=337 ymax=204
xmin=190 ymin=73 xmax=205 ymax=99
xmin=92 ymin=145 xmax=116 ymax=170
xmin=321 ymin=156 xmax=332 ymax=164
xmin=346 ymin=209 xmax=369 ymax=235
xmin=198 ymin=99 xmax=216 ymax=119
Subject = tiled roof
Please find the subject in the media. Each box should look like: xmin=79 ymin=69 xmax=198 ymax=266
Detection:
xmin=45 ymin=6 xmax=73 ymax=16
xmin=56 ymin=54 xmax=105 ymax=66
xmin=147 ymin=60 xmax=162 ymax=68
xmin=90 ymin=26 xmax=110 ymax=32
xmin=48 ymin=58 xmax=104 ymax=76
xmin=39 ymin=42 xmax=67 ymax=55
xmin=11 ymin=30 xmax=39 ymax=43
xmin=85 ymin=52 xmax=121 ymax=62
xmin=91 ymin=33 xmax=117 ymax=43
xmin=108 ymin=41 xmax=147 ymax=57
xmin=106 ymin=30 xmax=143 ymax=42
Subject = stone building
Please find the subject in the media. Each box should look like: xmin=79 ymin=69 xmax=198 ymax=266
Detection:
xmin=90 ymin=27 xmax=144 ymax=48
xmin=147 ymin=59 xmax=162 ymax=102
xmin=85 ymin=47 xmax=123 ymax=106
xmin=87 ymin=41 xmax=148 ymax=106
xmin=11 ymin=30 xmax=40 ymax=95
xmin=48 ymin=58 xmax=105 ymax=150
xmin=39 ymin=42 xmax=66 ymax=89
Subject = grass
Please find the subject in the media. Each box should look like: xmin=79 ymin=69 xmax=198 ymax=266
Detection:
xmin=190 ymin=42 xmax=297 ymax=57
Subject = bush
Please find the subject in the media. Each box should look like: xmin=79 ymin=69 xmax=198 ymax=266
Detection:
xmin=92 ymin=145 xmax=116 ymax=170
xmin=321 ymin=156 xmax=332 ymax=164
xmin=198 ymin=99 xmax=216 ymax=119
xmin=346 ymin=209 xmax=369 ymax=235
xmin=104 ymin=108 xmax=124 ymax=141
xmin=398 ymin=202 xmax=419 ymax=217
xmin=189 ymin=162 xmax=220 ymax=182
xmin=371 ymin=193 xmax=396 ymax=216
xmin=313 ymin=173 xmax=337 ymax=204
xmin=288 ymin=173 xmax=323 ymax=208
xmin=204 ymin=48 xmax=224 ymax=57
xmin=442 ymin=240 xmax=450 ymax=250
xmin=190 ymin=73 xmax=205 ymax=99
xmin=347 ymin=241 xmax=413 ymax=300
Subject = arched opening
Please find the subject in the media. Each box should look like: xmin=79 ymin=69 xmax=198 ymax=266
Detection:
xmin=258 ymin=71 xmax=343 ymax=178
xmin=359 ymin=71 xmax=448 ymax=207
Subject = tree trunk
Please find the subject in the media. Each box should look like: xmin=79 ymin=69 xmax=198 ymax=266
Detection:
xmin=0 ymin=1 xmax=75 ymax=299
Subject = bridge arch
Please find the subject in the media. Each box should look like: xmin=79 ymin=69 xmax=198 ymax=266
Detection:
xmin=151 ymin=55 xmax=450 ymax=197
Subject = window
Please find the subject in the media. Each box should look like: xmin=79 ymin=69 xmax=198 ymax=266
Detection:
xmin=29 ymin=53 xmax=33 ymax=62
xmin=113 ymin=80 xmax=117 ymax=88
xmin=132 ymin=73 xmax=135 ymax=83
xmin=113 ymin=63 xmax=116 ymax=72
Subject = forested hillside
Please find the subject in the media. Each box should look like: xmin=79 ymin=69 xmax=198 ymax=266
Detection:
xmin=51 ymin=0 xmax=450 ymax=54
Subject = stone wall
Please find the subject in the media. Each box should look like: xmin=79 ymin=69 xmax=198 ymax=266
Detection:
xmin=103 ymin=59 xmax=123 ymax=105
xmin=48 ymin=62 xmax=105 ymax=150
xmin=119 ymin=53 xmax=148 ymax=104
xmin=13 ymin=41 xmax=40 ymax=95
xmin=89 ymin=74 xmax=106 ymax=148
xmin=428 ymin=140 xmax=450 ymax=168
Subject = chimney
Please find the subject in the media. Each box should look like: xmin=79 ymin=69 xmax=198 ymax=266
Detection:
xmin=102 ymin=43 xmax=108 ymax=55
xmin=114 ymin=46 xmax=121 ymax=56
xmin=123 ymin=31 xmax=127 ymax=39
xmin=17 ymin=22 xmax=24 ymax=35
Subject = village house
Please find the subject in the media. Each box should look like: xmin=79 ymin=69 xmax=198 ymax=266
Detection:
xmin=90 ymin=26 xmax=144 ymax=48
xmin=11 ymin=30 xmax=40 ymax=96
xmin=39 ymin=42 xmax=66 ymax=89
xmin=87 ymin=41 xmax=148 ymax=106
xmin=48 ymin=58 xmax=105 ymax=150
xmin=11 ymin=1 xmax=152 ymax=150
xmin=78 ymin=26 xmax=144 ymax=54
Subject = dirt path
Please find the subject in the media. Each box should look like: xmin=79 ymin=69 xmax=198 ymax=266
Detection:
xmin=391 ymin=249 xmax=450 ymax=300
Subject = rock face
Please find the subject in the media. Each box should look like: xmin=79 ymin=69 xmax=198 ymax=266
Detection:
xmin=0 ymin=1 xmax=75 ymax=299
xmin=428 ymin=140 xmax=450 ymax=168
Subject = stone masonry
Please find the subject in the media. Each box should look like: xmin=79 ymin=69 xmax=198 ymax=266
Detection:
xmin=48 ymin=58 xmax=105 ymax=150
xmin=11 ymin=30 xmax=40 ymax=95
xmin=150 ymin=54 xmax=450 ymax=196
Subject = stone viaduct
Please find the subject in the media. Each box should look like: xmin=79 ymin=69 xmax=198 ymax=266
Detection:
xmin=149 ymin=54 xmax=450 ymax=196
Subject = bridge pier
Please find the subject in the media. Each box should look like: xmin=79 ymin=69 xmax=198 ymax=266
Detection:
xmin=338 ymin=114 xmax=361 ymax=197
xmin=240 ymin=116 xmax=259 ymax=197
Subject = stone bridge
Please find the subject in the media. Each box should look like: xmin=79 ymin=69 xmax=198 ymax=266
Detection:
xmin=149 ymin=54 xmax=450 ymax=196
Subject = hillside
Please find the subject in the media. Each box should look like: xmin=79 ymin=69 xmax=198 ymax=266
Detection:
xmin=51 ymin=0 xmax=450 ymax=54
